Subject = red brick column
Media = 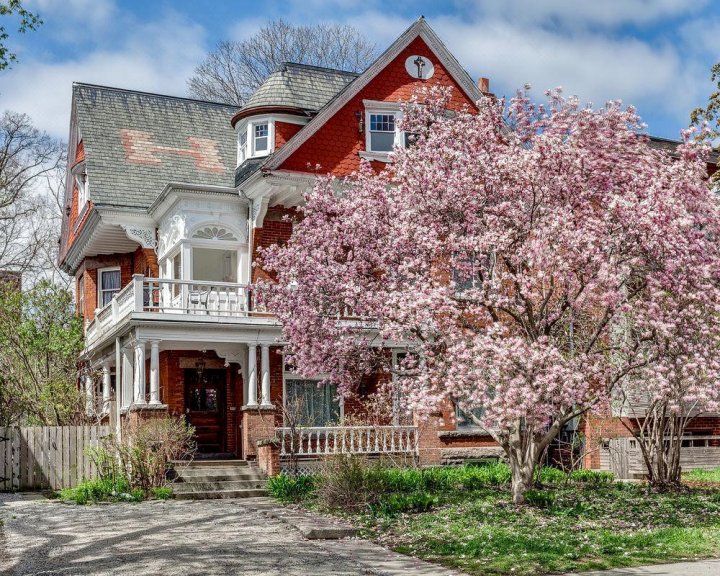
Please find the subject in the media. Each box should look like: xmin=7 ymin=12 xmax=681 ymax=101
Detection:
xmin=257 ymin=440 xmax=280 ymax=476
xmin=242 ymin=406 xmax=277 ymax=460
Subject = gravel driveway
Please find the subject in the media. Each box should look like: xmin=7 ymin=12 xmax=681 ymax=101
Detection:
xmin=0 ymin=494 xmax=460 ymax=576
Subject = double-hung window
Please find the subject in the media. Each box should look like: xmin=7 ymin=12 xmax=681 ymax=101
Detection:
xmin=369 ymin=113 xmax=396 ymax=152
xmin=254 ymin=123 xmax=269 ymax=154
xmin=98 ymin=267 xmax=121 ymax=307
xmin=456 ymin=404 xmax=486 ymax=428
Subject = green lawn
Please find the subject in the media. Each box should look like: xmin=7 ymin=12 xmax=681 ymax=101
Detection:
xmin=357 ymin=484 xmax=720 ymax=575
xmin=684 ymin=467 xmax=720 ymax=484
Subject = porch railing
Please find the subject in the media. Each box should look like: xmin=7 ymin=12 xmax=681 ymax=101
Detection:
xmin=85 ymin=275 xmax=256 ymax=343
xmin=277 ymin=425 xmax=419 ymax=457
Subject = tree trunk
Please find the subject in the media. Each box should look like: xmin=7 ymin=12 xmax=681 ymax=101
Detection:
xmin=509 ymin=454 xmax=535 ymax=504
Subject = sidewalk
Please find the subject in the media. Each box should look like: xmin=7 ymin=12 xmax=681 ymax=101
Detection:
xmin=571 ymin=558 xmax=720 ymax=575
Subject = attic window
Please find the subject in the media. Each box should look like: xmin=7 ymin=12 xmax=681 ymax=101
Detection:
xmin=237 ymin=119 xmax=275 ymax=165
xmin=361 ymin=100 xmax=409 ymax=161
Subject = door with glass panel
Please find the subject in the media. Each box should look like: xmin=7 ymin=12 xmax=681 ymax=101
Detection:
xmin=184 ymin=368 xmax=226 ymax=453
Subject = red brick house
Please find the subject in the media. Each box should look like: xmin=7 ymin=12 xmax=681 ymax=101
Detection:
xmin=58 ymin=17 xmax=720 ymax=480
xmin=59 ymin=18 xmax=507 ymax=474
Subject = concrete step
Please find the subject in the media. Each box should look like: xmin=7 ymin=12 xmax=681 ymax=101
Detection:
xmin=175 ymin=466 xmax=263 ymax=476
xmin=175 ymin=471 xmax=264 ymax=481
xmin=173 ymin=480 xmax=267 ymax=493
xmin=174 ymin=488 xmax=268 ymax=500
xmin=170 ymin=459 xmax=249 ymax=468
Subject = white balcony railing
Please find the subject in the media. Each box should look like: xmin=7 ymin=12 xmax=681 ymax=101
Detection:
xmin=277 ymin=425 xmax=419 ymax=457
xmin=85 ymin=274 xmax=256 ymax=343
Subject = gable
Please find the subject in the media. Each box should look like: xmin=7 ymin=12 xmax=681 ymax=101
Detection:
xmin=277 ymin=35 xmax=479 ymax=177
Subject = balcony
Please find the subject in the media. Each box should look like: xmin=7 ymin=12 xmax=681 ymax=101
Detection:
xmin=85 ymin=275 xmax=263 ymax=345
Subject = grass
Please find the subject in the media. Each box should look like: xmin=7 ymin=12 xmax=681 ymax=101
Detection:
xmin=684 ymin=467 xmax=720 ymax=484
xmin=271 ymin=462 xmax=720 ymax=575
xmin=358 ymin=482 xmax=720 ymax=575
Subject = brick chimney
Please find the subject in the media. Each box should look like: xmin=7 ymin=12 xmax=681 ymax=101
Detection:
xmin=478 ymin=77 xmax=490 ymax=95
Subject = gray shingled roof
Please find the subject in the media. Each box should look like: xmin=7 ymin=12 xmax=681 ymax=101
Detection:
xmin=648 ymin=136 xmax=719 ymax=164
xmin=74 ymin=84 xmax=239 ymax=209
xmin=241 ymin=63 xmax=358 ymax=113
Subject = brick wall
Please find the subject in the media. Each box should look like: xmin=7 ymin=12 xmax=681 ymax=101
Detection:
xmin=279 ymin=36 xmax=477 ymax=177
xmin=75 ymin=253 xmax=134 ymax=320
xmin=252 ymin=206 xmax=297 ymax=284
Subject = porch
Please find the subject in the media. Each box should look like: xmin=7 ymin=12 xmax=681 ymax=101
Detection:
xmin=85 ymin=274 xmax=265 ymax=346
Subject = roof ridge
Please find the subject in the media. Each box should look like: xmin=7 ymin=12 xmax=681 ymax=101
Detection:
xmin=73 ymin=82 xmax=240 ymax=109
xmin=276 ymin=61 xmax=361 ymax=76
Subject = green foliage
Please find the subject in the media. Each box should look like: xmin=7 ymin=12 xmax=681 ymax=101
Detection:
xmin=58 ymin=476 xmax=142 ymax=505
xmin=360 ymin=484 xmax=720 ymax=575
xmin=0 ymin=0 xmax=42 ymax=69
xmin=0 ymin=281 xmax=85 ymax=426
xmin=523 ymin=489 xmax=556 ymax=508
xmin=683 ymin=467 xmax=720 ymax=483
xmin=536 ymin=466 xmax=565 ymax=485
xmin=373 ymin=492 xmax=438 ymax=516
xmin=267 ymin=474 xmax=315 ymax=503
xmin=569 ymin=468 xmax=614 ymax=484
xmin=150 ymin=486 xmax=173 ymax=500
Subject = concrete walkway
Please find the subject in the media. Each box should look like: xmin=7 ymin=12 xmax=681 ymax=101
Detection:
xmin=570 ymin=559 xmax=720 ymax=575
xmin=0 ymin=493 xmax=463 ymax=576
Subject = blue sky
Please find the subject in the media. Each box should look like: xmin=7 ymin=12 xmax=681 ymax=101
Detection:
xmin=1 ymin=0 xmax=719 ymax=141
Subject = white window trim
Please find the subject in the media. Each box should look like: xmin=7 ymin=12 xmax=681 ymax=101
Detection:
xmin=362 ymin=99 xmax=405 ymax=162
xmin=97 ymin=266 xmax=121 ymax=308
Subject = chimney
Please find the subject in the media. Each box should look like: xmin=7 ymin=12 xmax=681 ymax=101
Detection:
xmin=478 ymin=77 xmax=490 ymax=95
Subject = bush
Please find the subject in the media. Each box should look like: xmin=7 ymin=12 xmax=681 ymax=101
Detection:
xmin=316 ymin=455 xmax=385 ymax=511
xmin=536 ymin=466 xmax=566 ymax=485
xmin=58 ymin=476 xmax=142 ymax=505
xmin=151 ymin=486 xmax=173 ymax=500
xmin=374 ymin=491 xmax=438 ymax=516
xmin=268 ymin=474 xmax=316 ymax=503
xmin=569 ymin=468 xmax=614 ymax=484
xmin=524 ymin=489 xmax=556 ymax=508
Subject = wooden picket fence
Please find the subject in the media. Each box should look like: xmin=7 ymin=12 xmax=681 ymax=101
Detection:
xmin=0 ymin=426 xmax=111 ymax=491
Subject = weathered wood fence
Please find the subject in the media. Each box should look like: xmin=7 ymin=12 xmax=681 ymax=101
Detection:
xmin=601 ymin=436 xmax=720 ymax=479
xmin=1 ymin=426 xmax=111 ymax=491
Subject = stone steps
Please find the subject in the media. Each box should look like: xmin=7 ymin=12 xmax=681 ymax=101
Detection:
xmin=170 ymin=459 xmax=268 ymax=500
xmin=174 ymin=488 xmax=269 ymax=500
xmin=173 ymin=479 xmax=266 ymax=493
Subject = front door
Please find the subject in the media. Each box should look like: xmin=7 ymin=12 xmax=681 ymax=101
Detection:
xmin=184 ymin=368 xmax=226 ymax=454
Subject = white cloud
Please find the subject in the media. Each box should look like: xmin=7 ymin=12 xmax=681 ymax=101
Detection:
xmin=467 ymin=0 xmax=708 ymax=29
xmin=1 ymin=13 xmax=207 ymax=140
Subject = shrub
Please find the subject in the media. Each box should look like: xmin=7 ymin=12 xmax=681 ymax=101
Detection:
xmin=58 ymin=476 xmax=142 ymax=505
xmin=106 ymin=416 xmax=196 ymax=494
xmin=536 ymin=466 xmax=566 ymax=485
xmin=569 ymin=469 xmax=614 ymax=484
xmin=524 ymin=489 xmax=556 ymax=508
xmin=150 ymin=486 xmax=173 ymax=500
xmin=268 ymin=474 xmax=316 ymax=503
xmin=374 ymin=491 xmax=438 ymax=516
xmin=316 ymin=454 xmax=385 ymax=511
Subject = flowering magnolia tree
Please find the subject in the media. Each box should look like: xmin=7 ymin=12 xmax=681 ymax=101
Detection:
xmin=261 ymin=87 xmax=720 ymax=503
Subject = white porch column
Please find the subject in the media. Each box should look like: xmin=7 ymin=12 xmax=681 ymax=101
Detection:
xmin=247 ymin=344 xmax=258 ymax=406
xmin=121 ymin=346 xmax=133 ymax=409
xmin=149 ymin=340 xmax=161 ymax=405
xmin=101 ymin=361 xmax=111 ymax=412
xmin=260 ymin=344 xmax=271 ymax=406
xmin=85 ymin=370 xmax=95 ymax=415
xmin=133 ymin=340 xmax=147 ymax=405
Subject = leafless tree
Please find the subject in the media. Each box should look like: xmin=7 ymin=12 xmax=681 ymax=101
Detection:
xmin=0 ymin=110 xmax=67 ymax=282
xmin=187 ymin=19 xmax=378 ymax=105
